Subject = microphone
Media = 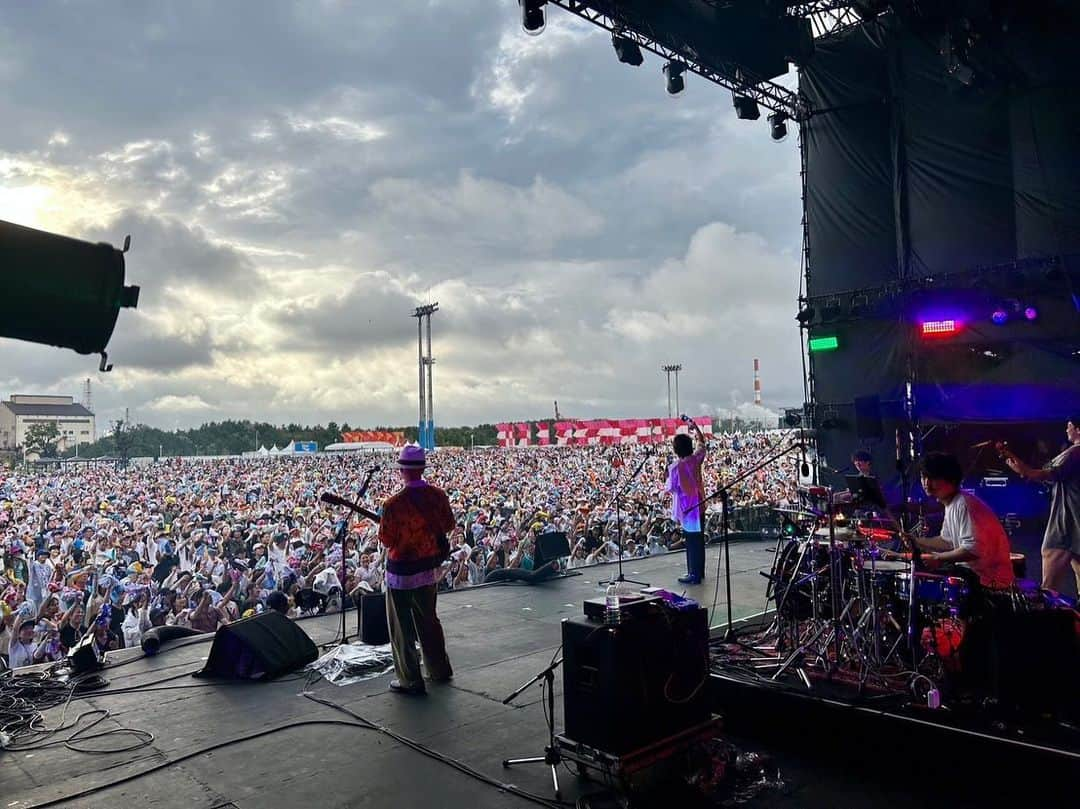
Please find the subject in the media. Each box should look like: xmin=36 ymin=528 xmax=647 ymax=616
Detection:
xmin=320 ymin=492 xmax=350 ymax=508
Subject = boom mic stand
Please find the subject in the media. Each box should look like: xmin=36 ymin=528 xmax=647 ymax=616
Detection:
xmin=690 ymin=437 xmax=802 ymax=641
xmin=599 ymin=448 xmax=651 ymax=589
xmin=501 ymin=655 xmax=565 ymax=799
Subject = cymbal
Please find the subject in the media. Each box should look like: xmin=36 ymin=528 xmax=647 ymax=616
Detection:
xmin=773 ymin=507 xmax=820 ymax=518
xmin=813 ymin=527 xmax=857 ymax=540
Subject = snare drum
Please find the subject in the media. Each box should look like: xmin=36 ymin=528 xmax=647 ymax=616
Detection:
xmin=896 ymin=571 xmax=969 ymax=609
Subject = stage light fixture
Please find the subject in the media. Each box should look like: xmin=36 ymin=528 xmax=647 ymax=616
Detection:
xmin=519 ymin=0 xmax=545 ymax=36
xmin=991 ymin=308 xmax=1009 ymax=325
xmin=809 ymin=336 xmax=839 ymax=352
xmin=821 ymin=298 xmax=842 ymax=322
xmin=768 ymin=111 xmax=788 ymax=141
xmin=796 ymin=306 xmax=816 ymax=325
xmin=1023 ymin=305 xmax=1038 ymax=321
xmin=920 ymin=319 xmax=961 ymax=338
xmin=849 ymin=293 xmax=870 ymax=317
xmin=612 ymin=33 xmax=643 ymax=67
xmin=663 ymin=61 xmax=686 ymax=95
xmin=732 ymin=92 xmax=760 ymax=120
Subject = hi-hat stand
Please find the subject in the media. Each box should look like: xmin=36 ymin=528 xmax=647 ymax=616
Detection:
xmin=501 ymin=656 xmax=564 ymax=799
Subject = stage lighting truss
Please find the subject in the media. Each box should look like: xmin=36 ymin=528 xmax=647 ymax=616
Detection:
xmin=545 ymin=0 xmax=808 ymax=121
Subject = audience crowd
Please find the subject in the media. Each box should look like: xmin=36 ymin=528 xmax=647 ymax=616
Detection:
xmin=1 ymin=432 xmax=800 ymax=668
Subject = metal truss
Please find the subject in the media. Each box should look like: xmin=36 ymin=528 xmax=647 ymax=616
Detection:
xmin=548 ymin=1 xmax=809 ymax=121
xmin=788 ymin=2 xmax=869 ymax=40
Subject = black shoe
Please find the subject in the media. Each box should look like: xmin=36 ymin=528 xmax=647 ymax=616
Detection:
xmin=677 ymin=574 xmax=697 ymax=584
xmin=389 ymin=679 xmax=426 ymax=695
xmin=427 ymin=673 xmax=454 ymax=684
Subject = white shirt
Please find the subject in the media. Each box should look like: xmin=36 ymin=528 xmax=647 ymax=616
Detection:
xmin=941 ymin=492 xmax=1014 ymax=588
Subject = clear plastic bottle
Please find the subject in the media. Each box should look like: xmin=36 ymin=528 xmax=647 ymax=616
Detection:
xmin=604 ymin=583 xmax=621 ymax=626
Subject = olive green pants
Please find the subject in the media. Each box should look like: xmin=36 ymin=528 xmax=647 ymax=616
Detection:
xmin=386 ymin=583 xmax=452 ymax=688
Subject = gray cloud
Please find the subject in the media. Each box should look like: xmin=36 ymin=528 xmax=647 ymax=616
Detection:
xmin=0 ymin=1 xmax=806 ymax=429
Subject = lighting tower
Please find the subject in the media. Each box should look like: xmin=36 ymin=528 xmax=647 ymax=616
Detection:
xmin=412 ymin=303 xmax=439 ymax=450
xmin=661 ymin=364 xmax=682 ymax=417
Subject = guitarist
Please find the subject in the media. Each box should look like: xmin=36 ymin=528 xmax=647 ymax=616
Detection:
xmin=378 ymin=444 xmax=455 ymax=695
xmin=998 ymin=415 xmax=1080 ymax=593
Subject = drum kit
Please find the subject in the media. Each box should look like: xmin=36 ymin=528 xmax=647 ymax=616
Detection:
xmin=760 ymin=495 xmax=970 ymax=690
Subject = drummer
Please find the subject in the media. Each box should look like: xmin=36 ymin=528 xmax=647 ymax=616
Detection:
xmin=906 ymin=452 xmax=1014 ymax=590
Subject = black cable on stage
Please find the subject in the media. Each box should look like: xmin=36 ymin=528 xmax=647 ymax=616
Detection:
xmin=18 ymin=719 xmax=369 ymax=809
xmin=17 ymin=700 xmax=575 ymax=809
xmin=301 ymin=691 xmax=575 ymax=809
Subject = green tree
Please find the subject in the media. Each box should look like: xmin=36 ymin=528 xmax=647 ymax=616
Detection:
xmin=24 ymin=422 xmax=61 ymax=457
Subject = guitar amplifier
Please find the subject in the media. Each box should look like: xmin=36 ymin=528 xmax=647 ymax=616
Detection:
xmin=561 ymin=605 xmax=710 ymax=755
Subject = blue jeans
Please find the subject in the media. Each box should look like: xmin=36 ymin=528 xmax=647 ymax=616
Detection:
xmin=684 ymin=531 xmax=705 ymax=580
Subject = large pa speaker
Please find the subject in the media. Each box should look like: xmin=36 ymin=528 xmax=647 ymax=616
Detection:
xmin=194 ymin=612 xmax=318 ymax=680
xmin=562 ymin=605 xmax=710 ymax=754
xmin=0 ymin=219 xmax=139 ymax=361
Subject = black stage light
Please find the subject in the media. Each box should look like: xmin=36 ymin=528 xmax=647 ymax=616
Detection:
xmin=768 ymin=111 xmax=788 ymax=141
xmin=520 ymin=0 xmax=545 ymax=36
xmin=1 ymin=219 xmax=139 ymax=370
xmin=664 ymin=61 xmax=686 ymax=95
xmin=733 ymin=92 xmax=760 ymax=120
xmin=821 ymin=298 xmax=842 ymax=322
xmin=612 ymin=33 xmax=643 ymax=67
xmin=849 ymin=293 xmax=870 ymax=317
xmin=796 ymin=306 xmax=816 ymax=325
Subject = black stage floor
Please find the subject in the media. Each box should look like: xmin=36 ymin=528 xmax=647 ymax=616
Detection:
xmin=3 ymin=542 xmax=1073 ymax=808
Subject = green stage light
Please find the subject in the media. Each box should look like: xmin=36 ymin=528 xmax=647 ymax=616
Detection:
xmin=809 ymin=336 xmax=839 ymax=352
xmin=1 ymin=219 xmax=139 ymax=370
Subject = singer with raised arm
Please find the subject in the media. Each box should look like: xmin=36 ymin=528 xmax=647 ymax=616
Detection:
xmin=667 ymin=415 xmax=708 ymax=585
xmin=378 ymin=444 xmax=455 ymax=696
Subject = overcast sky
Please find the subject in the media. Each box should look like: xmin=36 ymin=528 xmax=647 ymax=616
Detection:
xmin=0 ymin=1 xmax=804 ymax=430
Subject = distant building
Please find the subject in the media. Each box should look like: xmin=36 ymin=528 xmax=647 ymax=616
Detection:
xmin=0 ymin=395 xmax=96 ymax=452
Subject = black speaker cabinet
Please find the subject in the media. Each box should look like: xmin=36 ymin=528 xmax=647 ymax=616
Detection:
xmin=561 ymin=605 xmax=710 ymax=754
xmin=195 ymin=611 xmax=318 ymax=680
xmin=358 ymin=592 xmax=390 ymax=645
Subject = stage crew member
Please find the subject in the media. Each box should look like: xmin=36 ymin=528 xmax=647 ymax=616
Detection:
xmin=1000 ymin=415 xmax=1080 ymax=594
xmin=379 ymin=444 xmax=454 ymax=695
xmin=668 ymin=417 xmax=708 ymax=585
xmin=910 ymin=452 xmax=1014 ymax=590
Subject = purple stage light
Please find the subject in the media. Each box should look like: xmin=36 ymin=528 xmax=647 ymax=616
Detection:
xmin=1023 ymin=306 xmax=1038 ymax=321
xmin=991 ymin=309 xmax=1009 ymax=325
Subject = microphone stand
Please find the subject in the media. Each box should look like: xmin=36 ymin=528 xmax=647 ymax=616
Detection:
xmin=333 ymin=466 xmax=378 ymax=644
xmin=689 ymin=437 xmax=802 ymax=641
xmin=599 ymin=449 xmax=651 ymax=589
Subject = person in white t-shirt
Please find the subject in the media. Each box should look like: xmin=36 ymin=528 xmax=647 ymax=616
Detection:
xmin=910 ymin=452 xmax=1014 ymax=589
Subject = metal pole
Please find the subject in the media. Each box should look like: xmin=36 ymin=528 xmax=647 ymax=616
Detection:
xmin=426 ymin=311 xmax=434 ymax=451
xmin=417 ymin=314 xmax=425 ymax=443
xmin=674 ymin=367 xmax=680 ymax=416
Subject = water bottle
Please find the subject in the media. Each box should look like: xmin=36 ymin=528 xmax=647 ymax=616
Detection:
xmin=604 ymin=583 xmax=621 ymax=626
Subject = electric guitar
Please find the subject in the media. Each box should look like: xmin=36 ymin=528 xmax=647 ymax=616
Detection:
xmin=319 ymin=492 xmax=380 ymax=523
